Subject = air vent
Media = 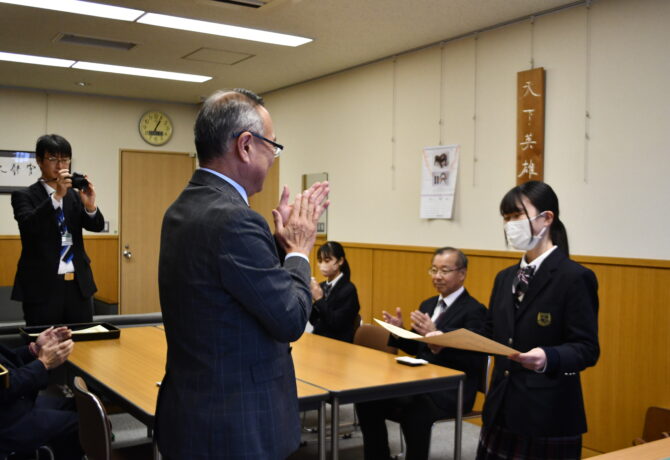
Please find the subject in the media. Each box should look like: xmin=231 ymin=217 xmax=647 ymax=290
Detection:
xmin=55 ymin=33 xmax=136 ymax=51
xmin=212 ymin=0 xmax=266 ymax=8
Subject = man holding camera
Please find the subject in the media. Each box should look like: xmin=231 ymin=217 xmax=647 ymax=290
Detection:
xmin=11 ymin=134 xmax=104 ymax=326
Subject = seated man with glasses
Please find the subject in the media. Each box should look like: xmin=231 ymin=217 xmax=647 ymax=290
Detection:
xmin=11 ymin=134 xmax=104 ymax=326
xmin=356 ymin=247 xmax=487 ymax=460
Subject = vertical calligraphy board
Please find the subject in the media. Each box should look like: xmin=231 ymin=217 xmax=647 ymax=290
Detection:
xmin=516 ymin=67 xmax=545 ymax=185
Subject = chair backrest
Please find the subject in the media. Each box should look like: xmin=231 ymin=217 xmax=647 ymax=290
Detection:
xmin=353 ymin=324 xmax=397 ymax=354
xmin=478 ymin=355 xmax=493 ymax=395
xmin=73 ymin=376 xmax=113 ymax=460
xmin=637 ymin=406 xmax=670 ymax=444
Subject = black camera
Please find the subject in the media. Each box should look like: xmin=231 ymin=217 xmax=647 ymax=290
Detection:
xmin=71 ymin=172 xmax=89 ymax=191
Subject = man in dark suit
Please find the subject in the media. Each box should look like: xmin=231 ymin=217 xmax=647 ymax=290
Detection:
xmin=0 ymin=326 xmax=82 ymax=459
xmin=155 ymin=89 xmax=329 ymax=460
xmin=11 ymin=134 xmax=104 ymax=326
xmin=356 ymin=247 xmax=487 ymax=460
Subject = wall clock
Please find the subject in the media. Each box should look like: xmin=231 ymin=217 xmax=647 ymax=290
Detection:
xmin=139 ymin=111 xmax=173 ymax=146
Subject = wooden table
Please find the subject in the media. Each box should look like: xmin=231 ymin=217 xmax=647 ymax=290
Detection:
xmin=589 ymin=437 xmax=670 ymax=459
xmin=67 ymin=326 xmax=330 ymax=460
xmin=292 ymin=332 xmax=466 ymax=460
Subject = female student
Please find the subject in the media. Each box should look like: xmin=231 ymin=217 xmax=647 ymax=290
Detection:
xmin=309 ymin=241 xmax=361 ymax=343
xmin=477 ymin=181 xmax=599 ymax=460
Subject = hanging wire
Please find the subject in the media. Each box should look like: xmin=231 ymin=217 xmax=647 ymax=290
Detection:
xmin=472 ymin=34 xmax=479 ymax=187
xmin=583 ymin=1 xmax=592 ymax=183
xmin=391 ymin=57 xmax=398 ymax=190
xmin=439 ymin=43 xmax=445 ymax=145
xmin=530 ymin=16 xmax=536 ymax=69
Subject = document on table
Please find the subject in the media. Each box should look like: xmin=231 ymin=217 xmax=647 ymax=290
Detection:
xmin=373 ymin=319 xmax=519 ymax=356
xmin=28 ymin=324 xmax=109 ymax=337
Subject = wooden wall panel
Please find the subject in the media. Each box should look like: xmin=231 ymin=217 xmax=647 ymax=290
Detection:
xmin=0 ymin=235 xmax=118 ymax=304
xmin=0 ymin=236 xmax=21 ymax=286
xmin=85 ymin=236 xmax=119 ymax=304
xmin=370 ymin=247 xmax=435 ymax=323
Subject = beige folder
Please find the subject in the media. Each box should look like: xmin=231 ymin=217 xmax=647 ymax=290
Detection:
xmin=374 ymin=318 xmax=519 ymax=356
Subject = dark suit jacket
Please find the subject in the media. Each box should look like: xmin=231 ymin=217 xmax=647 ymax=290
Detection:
xmin=389 ymin=289 xmax=487 ymax=415
xmin=0 ymin=344 xmax=48 ymax=429
xmin=310 ymin=278 xmax=360 ymax=342
xmin=155 ymin=169 xmax=312 ymax=460
xmin=11 ymin=181 xmax=104 ymax=303
xmin=482 ymin=248 xmax=599 ymax=437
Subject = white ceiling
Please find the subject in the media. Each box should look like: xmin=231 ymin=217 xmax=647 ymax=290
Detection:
xmin=0 ymin=0 xmax=582 ymax=103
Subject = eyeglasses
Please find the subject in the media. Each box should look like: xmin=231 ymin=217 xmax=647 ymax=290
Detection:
xmin=45 ymin=157 xmax=71 ymax=165
xmin=235 ymin=131 xmax=283 ymax=158
xmin=428 ymin=267 xmax=462 ymax=277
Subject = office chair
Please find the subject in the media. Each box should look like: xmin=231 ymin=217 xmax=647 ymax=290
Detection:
xmin=633 ymin=406 xmax=670 ymax=445
xmin=72 ymin=376 xmax=152 ymax=460
xmin=352 ymin=323 xmax=398 ymax=355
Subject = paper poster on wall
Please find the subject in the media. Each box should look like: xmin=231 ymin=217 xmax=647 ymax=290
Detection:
xmin=420 ymin=144 xmax=460 ymax=219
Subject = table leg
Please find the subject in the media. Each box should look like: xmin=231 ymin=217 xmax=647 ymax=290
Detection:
xmin=331 ymin=397 xmax=340 ymax=460
xmin=454 ymin=379 xmax=463 ymax=460
xmin=318 ymin=401 xmax=326 ymax=460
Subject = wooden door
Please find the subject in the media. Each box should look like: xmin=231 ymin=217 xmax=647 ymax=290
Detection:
xmin=119 ymin=150 xmax=194 ymax=314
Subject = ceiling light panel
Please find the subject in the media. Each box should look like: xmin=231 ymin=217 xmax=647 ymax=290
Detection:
xmin=72 ymin=61 xmax=212 ymax=82
xmin=0 ymin=0 xmax=144 ymax=21
xmin=137 ymin=12 xmax=312 ymax=47
xmin=0 ymin=51 xmax=75 ymax=67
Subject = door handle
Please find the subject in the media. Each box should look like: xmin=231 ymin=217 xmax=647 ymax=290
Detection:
xmin=123 ymin=244 xmax=132 ymax=260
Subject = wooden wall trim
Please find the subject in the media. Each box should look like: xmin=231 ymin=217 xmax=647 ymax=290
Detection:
xmin=0 ymin=234 xmax=118 ymax=304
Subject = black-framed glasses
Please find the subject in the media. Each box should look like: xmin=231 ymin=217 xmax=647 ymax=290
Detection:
xmin=428 ymin=266 xmax=462 ymax=277
xmin=45 ymin=156 xmax=71 ymax=165
xmin=235 ymin=131 xmax=283 ymax=158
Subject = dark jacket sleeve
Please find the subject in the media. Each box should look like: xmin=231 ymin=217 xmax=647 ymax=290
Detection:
xmin=11 ymin=188 xmax=57 ymax=237
xmin=0 ymin=347 xmax=49 ymax=404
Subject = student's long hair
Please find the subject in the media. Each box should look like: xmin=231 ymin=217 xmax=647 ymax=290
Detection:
xmin=317 ymin=241 xmax=351 ymax=281
xmin=500 ymin=181 xmax=570 ymax=256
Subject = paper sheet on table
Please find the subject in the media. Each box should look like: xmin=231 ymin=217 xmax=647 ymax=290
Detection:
xmin=28 ymin=324 xmax=109 ymax=337
xmin=373 ymin=318 xmax=519 ymax=356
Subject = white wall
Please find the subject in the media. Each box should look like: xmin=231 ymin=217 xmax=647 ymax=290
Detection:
xmin=266 ymin=0 xmax=670 ymax=260
xmin=0 ymin=88 xmax=198 ymax=235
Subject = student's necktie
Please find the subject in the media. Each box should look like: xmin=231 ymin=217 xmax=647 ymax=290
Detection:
xmin=513 ymin=265 xmax=534 ymax=306
xmin=322 ymin=283 xmax=332 ymax=299
xmin=57 ymin=207 xmax=74 ymax=264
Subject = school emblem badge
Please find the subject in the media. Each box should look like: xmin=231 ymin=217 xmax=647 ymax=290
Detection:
xmin=537 ymin=312 xmax=551 ymax=327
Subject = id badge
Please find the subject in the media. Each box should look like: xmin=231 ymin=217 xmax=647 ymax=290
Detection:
xmin=62 ymin=231 xmax=73 ymax=246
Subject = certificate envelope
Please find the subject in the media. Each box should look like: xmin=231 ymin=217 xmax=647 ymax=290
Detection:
xmin=374 ymin=318 xmax=519 ymax=356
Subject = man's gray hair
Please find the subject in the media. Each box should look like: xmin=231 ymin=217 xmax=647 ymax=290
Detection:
xmin=194 ymin=88 xmax=265 ymax=165
xmin=433 ymin=246 xmax=468 ymax=270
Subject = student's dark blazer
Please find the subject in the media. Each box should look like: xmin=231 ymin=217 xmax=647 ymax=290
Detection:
xmin=482 ymin=248 xmax=599 ymax=437
xmin=389 ymin=289 xmax=487 ymax=415
xmin=310 ymin=277 xmax=360 ymax=342
xmin=11 ymin=181 xmax=104 ymax=303
xmin=155 ymin=169 xmax=312 ymax=460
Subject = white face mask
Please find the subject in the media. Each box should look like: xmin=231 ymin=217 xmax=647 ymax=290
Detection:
xmin=504 ymin=213 xmax=547 ymax=251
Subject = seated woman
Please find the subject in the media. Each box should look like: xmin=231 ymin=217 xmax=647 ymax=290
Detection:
xmin=309 ymin=241 xmax=360 ymax=343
